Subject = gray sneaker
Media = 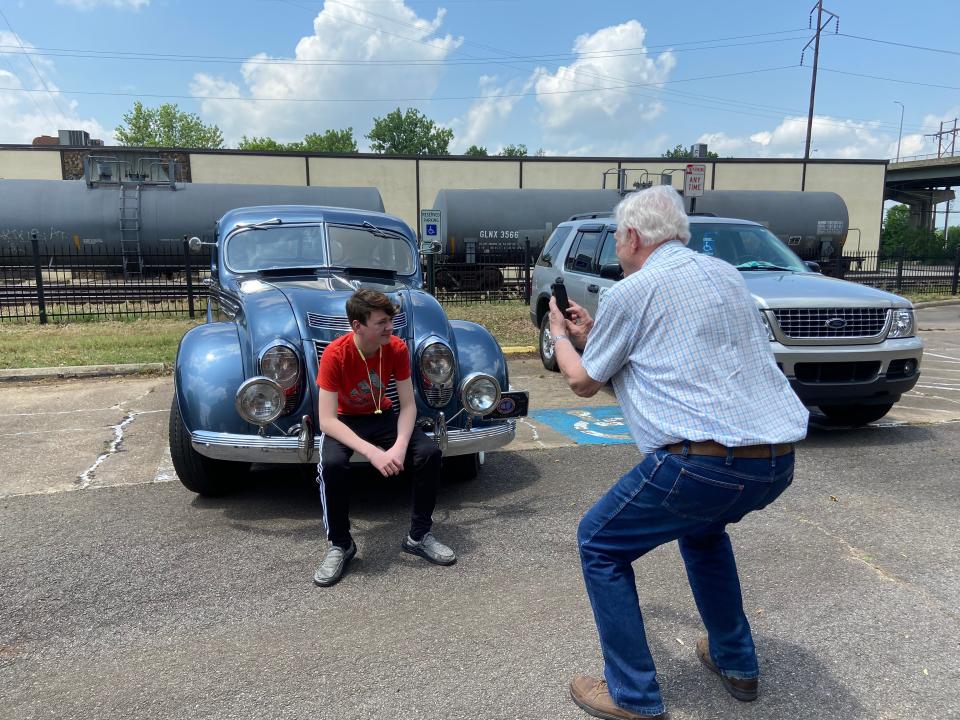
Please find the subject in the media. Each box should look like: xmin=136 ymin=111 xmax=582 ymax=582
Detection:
xmin=402 ymin=532 xmax=457 ymax=566
xmin=313 ymin=541 xmax=357 ymax=587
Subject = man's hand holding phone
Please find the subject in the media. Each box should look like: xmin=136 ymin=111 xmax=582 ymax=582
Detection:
xmin=548 ymin=294 xmax=594 ymax=350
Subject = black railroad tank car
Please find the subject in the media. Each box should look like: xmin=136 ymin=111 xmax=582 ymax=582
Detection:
xmin=0 ymin=180 xmax=384 ymax=267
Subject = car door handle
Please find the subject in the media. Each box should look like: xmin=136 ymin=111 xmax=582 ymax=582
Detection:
xmin=587 ymin=284 xmax=600 ymax=293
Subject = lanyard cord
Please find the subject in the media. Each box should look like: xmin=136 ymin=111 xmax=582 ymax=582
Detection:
xmin=353 ymin=333 xmax=384 ymax=414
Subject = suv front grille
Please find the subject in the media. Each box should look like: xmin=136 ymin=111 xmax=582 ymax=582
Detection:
xmin=314 ymin=340 xmax=400 ymax=413
xmin=772 ymin=308 xmax=887 ymax=338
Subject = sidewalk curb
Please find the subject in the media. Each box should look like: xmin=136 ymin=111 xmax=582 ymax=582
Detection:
xmin=914 ymin=299 xmax=960 ymax=309
xmin=0 ymin=363 xmax=167 ymax=383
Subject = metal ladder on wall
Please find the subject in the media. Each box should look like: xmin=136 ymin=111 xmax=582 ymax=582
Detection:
xmin=119 ymin=183 xmax=143 ymax=280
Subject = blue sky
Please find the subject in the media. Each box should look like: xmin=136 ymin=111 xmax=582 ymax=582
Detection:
xmin=0 ymin=0 xmax=956 ymax=159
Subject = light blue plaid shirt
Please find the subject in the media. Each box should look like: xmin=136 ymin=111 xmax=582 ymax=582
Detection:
xmin=582 ymin=241 xmax=809 ymax=454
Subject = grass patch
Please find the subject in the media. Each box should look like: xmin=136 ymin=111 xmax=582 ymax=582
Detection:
xmin=0 ymin=319 xmax=201 ymax=368
xmin=0 ymin=301 xmax=536 ymax=369
xmin=902 ymin=292 xmax=959 ymax=304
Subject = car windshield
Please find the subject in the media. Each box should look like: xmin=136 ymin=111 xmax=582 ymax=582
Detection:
xmin=688 ymin=223 xmax=807 ymax=272
xmin=225 ymin=224 xmax=327 ymax=273
xmin=326 ymin=224 xmax=417 ymax=275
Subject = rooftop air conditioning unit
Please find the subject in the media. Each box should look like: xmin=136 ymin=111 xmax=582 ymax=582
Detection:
xmin=58 ymin=129 xmax=91 ymax=146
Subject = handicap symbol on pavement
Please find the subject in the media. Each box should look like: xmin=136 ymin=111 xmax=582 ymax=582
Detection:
xmin=529 ymin=406 xmax=632 ymax=445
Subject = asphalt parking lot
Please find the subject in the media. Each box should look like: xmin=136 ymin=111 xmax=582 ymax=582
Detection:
xmin=1 ymin=306 xmax=958 ymax=719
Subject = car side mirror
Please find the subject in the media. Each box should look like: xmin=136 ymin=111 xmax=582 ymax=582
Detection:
xmin=804 ymin=261 xmax=822 ymax=273
xmin=600 ymin=262 xmax=623 ymax=280
xmin=420 ymin=239 xmax=441 ymax=256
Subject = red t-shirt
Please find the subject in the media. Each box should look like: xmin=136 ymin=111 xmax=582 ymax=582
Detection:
xmin=317 ymin=333 xmax=411 ymax=415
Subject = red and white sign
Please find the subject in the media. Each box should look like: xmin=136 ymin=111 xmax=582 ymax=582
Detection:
xmin=684 ymin=163 xmax=706 ymax=197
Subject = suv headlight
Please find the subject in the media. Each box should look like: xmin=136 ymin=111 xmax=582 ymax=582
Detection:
xmin=420 ymin=342 xmax=454 ymax=385
xmin=758 ymin=310 xmax=775 ymax=341
xmin=887 ymin=308 xmax=915 ymax=339
xmin=260 ymin=345 xmax=300 ymax=387
xmin=460 ymin=372 xmax=501 ymax=417
xmin=235 ymin=377 xmax=284 ymax=426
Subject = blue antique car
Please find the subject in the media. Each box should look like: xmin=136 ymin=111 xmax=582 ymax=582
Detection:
xmin=169 ymin=205 xmax=528 ymax=496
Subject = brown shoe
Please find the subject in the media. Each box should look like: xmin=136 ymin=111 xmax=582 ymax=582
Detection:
xmin=696 ymin=637 xmax=759 ymax=702
xmin=569 ymin=676 xmax=667 ymax=720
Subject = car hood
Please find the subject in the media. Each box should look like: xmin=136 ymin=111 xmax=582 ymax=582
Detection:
xmin=235 ymin=275 xmax=452 ymax=361
xmin=743 ymin=271 xmax=911 ymax=309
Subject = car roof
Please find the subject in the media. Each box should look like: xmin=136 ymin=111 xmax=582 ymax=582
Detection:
xmin=560 ymin=215 xmax=763 ymax=230
xmin=218 ymin=205 xmax=412 ymax=235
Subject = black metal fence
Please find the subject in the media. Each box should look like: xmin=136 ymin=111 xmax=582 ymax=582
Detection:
xmin=0 ymin=239 xmax=210 ymax=323
xmin=2 ymin=240 xmax=956 ymax=324
xmin=797 ymin=249 xmax=960 ymax=296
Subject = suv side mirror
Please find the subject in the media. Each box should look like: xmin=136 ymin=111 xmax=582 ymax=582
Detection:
xmin=804 ymin=261 xmax=822 ymax=273
xmin=600 ymin=262 xmax=623 ymax=280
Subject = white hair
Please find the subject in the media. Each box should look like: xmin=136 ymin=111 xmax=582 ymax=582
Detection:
xmin=614 ymin=185 xmax=690 ymax=247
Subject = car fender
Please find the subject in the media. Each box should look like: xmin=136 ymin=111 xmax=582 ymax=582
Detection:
xmin=449 ymin=320 xmax=509 ymax=389
xmin=174 ymin=322 xmax=249 ymax=434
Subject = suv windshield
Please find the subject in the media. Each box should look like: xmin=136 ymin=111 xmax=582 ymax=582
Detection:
xmin=688 ymin=223 xmax=807 ymax=272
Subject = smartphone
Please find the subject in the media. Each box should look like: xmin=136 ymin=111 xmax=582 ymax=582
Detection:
xmin=551 ymin=280 xmax=570 ymax=314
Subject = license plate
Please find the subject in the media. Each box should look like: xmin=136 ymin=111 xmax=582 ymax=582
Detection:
xmin=488 ymin=391 xmax=528 ymax=419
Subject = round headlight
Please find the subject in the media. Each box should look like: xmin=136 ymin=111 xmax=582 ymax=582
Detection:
xmin=235 ymin=377 xmax=284 ymax=425
xmin=420 ymin=342 xmax=454 ymax=385
xmin=460 ymin=373 xmax=501 ymax=417
xmin=260 ymin=345 xmax=300 ymax=387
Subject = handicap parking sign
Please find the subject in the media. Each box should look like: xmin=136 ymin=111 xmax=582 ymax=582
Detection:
xmin=426 ymin=224 xmax=437 ymax=236
xmin=529 ymin=406 xmax=632 ymax=445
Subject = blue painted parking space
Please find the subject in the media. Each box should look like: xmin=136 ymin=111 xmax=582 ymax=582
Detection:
xmin=528 ymin=406 xmax=632 ymax=445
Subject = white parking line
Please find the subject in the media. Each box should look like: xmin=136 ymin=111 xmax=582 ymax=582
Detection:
xmin=924 ymin=352 xmax=960 ymax=363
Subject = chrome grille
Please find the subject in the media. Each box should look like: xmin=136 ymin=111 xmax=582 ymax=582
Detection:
xmin=314 ymin=340 xmax=399 ymax=414
xmin=425 ymin=383 xmax=454 ymax=407
xmin=307 ymin=311 xmax=407 ymax=331
xmin=771 ymin=308 xmax=887 ymax=338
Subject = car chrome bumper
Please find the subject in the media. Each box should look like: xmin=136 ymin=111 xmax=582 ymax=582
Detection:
xmin=190 ymin=420 xmax=517 ymax=463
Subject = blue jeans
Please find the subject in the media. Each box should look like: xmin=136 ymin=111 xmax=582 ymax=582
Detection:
xmin=577 ymin=446 xmax=795 ymax=716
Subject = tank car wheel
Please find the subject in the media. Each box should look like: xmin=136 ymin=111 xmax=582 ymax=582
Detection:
xmin=169 ymin=397 xmax=250 ymax=497
xmin=818 ymin=403 xmax=894 ymax=427
xmin=539 ymin=313 xmax=560 ymax=372
xmin=443 ymin=452 xmax=484 ymax=482
xmin=481 ymin=266 xmax=504 ymax=290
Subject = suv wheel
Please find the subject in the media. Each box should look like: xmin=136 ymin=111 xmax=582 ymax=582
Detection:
xmin=818 ymin=403 xmax=894 ymax=427
xmin=539 ymin=313 xmax=559 ymax=372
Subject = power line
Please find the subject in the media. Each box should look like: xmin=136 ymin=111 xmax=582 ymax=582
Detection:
xmin=0 ymin=8 xmax=69 ymax=120
xmin=819 ymin=66 xmax=960 ymax=92
xmin=836 ymin=32 xmax=960 ymax=57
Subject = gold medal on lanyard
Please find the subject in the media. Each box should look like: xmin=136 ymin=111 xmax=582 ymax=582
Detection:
xmin=353 ymin=333 xmax=384 ymax=414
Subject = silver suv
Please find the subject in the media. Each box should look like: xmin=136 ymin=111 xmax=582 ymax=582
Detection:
xmin=530 ymin=215 xmax=923 ymax=426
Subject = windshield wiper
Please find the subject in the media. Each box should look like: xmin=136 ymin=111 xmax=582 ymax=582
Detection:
xmin=361 ymin=220 xmax=401 ymax=238
xmin=236 ymin=218 xmax=283 ymax=231
xmin=735 ymin=261 xmax=797 ymax=272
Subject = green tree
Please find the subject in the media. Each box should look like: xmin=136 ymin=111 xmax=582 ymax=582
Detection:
xmin=661 ymin=143 xmax=719 ymax=160
xmin=879 ymin=204 xmax=945 ymax=257
xmin=238 ymin=135 xmax=291 ymax=151
xmin=464 ymin=144 xmax=488 ymax=156
xmin=301 ymin=128 xmax=358 ymax=153
xmin=115 ymin=101 xmax=224 ymax=148
xmin=366 ymin=107 xmax=453 ymax=155
xmin=498 ymin=143 xmax=527 ymax=157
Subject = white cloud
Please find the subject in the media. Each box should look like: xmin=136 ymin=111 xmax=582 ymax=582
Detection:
xmin=192 ymin=0 xmax=462 ymax=147
xmin=56 ymin=0 xmax=149 ymax=9
xmin=532 ymin=20 xmax=675 ymax=155
xmin=0 ymin=32 xmax=111 ymax=144
xmin=448 ymin=74 xmax=532 ymax=153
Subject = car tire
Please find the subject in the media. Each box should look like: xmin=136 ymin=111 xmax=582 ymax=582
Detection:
xmin=443 ymin=451 xmax=483 ymax=481
xmin=818 ymin=403 xmax=894 ymax=426
xmin=168 ymin=396 xmax=250 ymax=497
xmin=539 ymin=313 xmax=559 ymax=372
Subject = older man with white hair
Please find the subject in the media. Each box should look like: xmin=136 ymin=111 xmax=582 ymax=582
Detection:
xmin=549 ymin=185 xmax=808 ymax=720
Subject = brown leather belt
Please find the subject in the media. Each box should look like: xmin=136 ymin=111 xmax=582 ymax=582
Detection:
xmin=664 ymin=440 xmax=795 ymax=459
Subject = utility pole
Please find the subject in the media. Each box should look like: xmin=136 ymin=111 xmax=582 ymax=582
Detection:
xmin=801 ymin=0 xmax=839 ymax=190
xmin=926 ymin=118 xmax=958 ymax=159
